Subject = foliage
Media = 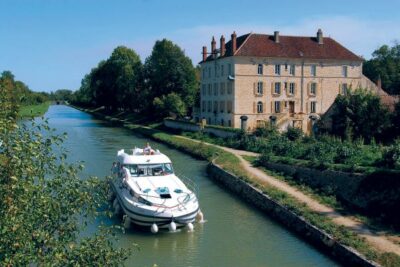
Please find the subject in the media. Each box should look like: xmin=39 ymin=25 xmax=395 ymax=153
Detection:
xmin=284 ymin=126 xmax=303 ymax=141
xmin=253 ymin=124 xmax=278 ymax=138
xmin=381 ymin=139 xmax=400 ymax=169
xmin=143 ymin=39 xmax=197 ymax=113
xmin=330 ymin=88 xmax=390 ymax=142
xmin=363 ymin=43 xmax=400 ymax=95
xmin=153 ymin=92 xmax=187 ymax=118
xmin=50 ymin=89 xmax=75 ymax=103
xmin=18 ymin=101 xmax=50 ymax=118
xmin=0 ymin=82 xmax=131 ymax=265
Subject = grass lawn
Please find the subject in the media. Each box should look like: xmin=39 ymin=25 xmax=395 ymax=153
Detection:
xmin=19 ymin=102 xmax=50 ymax=118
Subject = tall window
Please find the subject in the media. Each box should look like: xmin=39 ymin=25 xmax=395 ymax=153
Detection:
xmin=310 ymin=101 xmax=317 ymax=113
xmin=220 ymin=101 xmax=225 ymax=113
xmin=257 ymin=81 xmax=263 ymax=95
xmin=228 ymin=63 xmax=232 ymax=75
xmin=213 ymin=101 xmax=218 ymax=112
xmin=221 ymin=65 xmax=224 ymax=76
xmin=290 ymin=65 xmax=295 ymax=75
xmin=310 ymin=83 xmax=317 ymax=95
xmin=257 ymin=101 xmax=263 ymax=113
xmin=275 ymin=64 xmax=281 ymax=75
xmin=202 ymin=68 xmax=206 ymax=79
xmin=214 ymin=65 xmax=218 ymax=78
xmin=274 ymin=82 xmax=281 ymax=94
xmin=208 ymin=84 xmax=212 ymax=95
xmin=208 ymin=67 xmax=211 ymax=78
xmin=227 ymin=101 xmax=232 ymax=113
xmin=220 ymin=82 xmax=225 ymax=95
xmin=274 ymin=101 xmax=281 ymax=113
xmin=207 ymin=101 xmax=211 ymax=112
xmin=202 ymin=84 xmax=206 ymax=95
xmin=213 ymin=83 xmax=218 ymax=96
xmin=227 ymin=83 xmax=232 ymax=94
xmin=289 ymin=83 xmax=295 ymax=95
xmin=202 ymin=101 xmax=206 ymax=112
xmin=258 ymin=64 xmax=263 ymax=75
xmin=342 ymin=66 xmax=348 ymax=77
xmin=311 ymin=65 xmax=317 ymax=76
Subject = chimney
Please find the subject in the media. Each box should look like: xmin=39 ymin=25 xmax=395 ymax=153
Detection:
xmin=202 ymin=46 xmax=207 ymax=62
xmin=317 ymin=29 xmax=323 ymax=44
xmin=211 ymin=36 xmax=216 ymax=55
xmin=231 ymin=31 xmax=237 ymax=54
xmin=220 ymin=35 xmax=226 ymax=56
xmin=274 ymin=31 xmax=280 ymax=43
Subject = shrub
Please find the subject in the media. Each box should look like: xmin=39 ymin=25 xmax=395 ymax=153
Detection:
xmin=381 ymin=139 xmax=400 ymax=169
xmin=284 ymin=126 xmax=303 ymax=141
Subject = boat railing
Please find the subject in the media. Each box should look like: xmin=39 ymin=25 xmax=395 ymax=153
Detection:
xmin=175 ymin=171 xmax=199 ymax=199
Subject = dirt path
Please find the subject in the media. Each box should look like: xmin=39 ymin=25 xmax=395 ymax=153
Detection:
xmin=175 ymin=135 xmax=400 ymax=256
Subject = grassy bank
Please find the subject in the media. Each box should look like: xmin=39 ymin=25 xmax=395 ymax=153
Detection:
xmin=73 ymin=106 xmax=400 ymax=266
xmin=19 ymin=101 xmax=50 ymax=118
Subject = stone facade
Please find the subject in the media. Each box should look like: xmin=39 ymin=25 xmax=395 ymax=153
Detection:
xmin=198 ymin=31 xmax=379 ymax=133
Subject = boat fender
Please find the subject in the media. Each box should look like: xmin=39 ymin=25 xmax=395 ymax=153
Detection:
xmin=196 ymin=210 xmax=204 ymax=223
xmin=151 ymin=223 xmax=159 ymax=234
xmin=169 ymin=221 xmax=177 ymax=232
xmin=186 ymin=222 xmax=194 ymax=232
xmin=123 ymin=215 xmax=131 ymax=229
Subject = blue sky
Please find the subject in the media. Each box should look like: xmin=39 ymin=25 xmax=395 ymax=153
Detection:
xmin=1 ymin=0 xmax=399 ymax=92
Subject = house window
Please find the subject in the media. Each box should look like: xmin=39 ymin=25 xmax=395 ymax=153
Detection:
xmin=227 ymin=101 xmax=232 ymax=113
xmin=257 ymin=101 xmax=263 ymax=113
xmin=202 ymin=101 xmax=206 ymax=112
xmin=220 ymin=101 xmax=225 ymax=113
xmin=310 ymin=101 xmax=317 ymax=113
xmin=208 ymin=84 xmax=212 ymax=95
xmin=311 ymin=65 xmax=317 ymax=76
xmin=215 ymin=65 xmax=218 ymax=78
xmin=342 ymin=83 xmax=348 ymax=95
xmin=310 ymin=83 xmax=317 ymax=95
xmin=274 ymin=82 xmax=281 ymax=94
xmin=221 ymin=119 xmax=224 ymax=126
xmin=208 ymin=67 xmax=211 ymax=78
xmin=257 ymin=81 xmax=263 ymax=95
xmin=274 ymin=101 xmax=281 ymax=113
xmin=213 ymin=83 xmax=218 ymax=96
xmin=221 ymin=65 xmax=224 ymax=76
xmin=213 ymin=101 xmax=218 ymax=113
xmin=289 ymin=83 xmax=295 ymax=95
xmin=227 ymin=83 xmax=232 ymax=94
xmin=258 ymin=64 xmax=263 ymax=75
xmin=208 ymin=117 xmax=211 ymax=124
xmin=290 ymin=65 xmax=295 ymax=75
xmin=275 ymin=64 xmax=281 ymax=75
xmin=228 ymin=63 xmax=232 ymax=75
xmin=202 ymin=68 xmax=206 ymax=79
xmin=202 ymin=84 xmax=206 ymax=95
xmin=342 ymin=66 xmax=348 ymax=77
xmin=220 ymin=82 xmax=225 ymax=95
xmin=207 ymin=101 xmax=211 ymax=112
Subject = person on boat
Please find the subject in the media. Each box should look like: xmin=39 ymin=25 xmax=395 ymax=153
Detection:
xmin=143 ymin=142 xmax=152 ymax=155
xmin=111 ymin=162 xmax=118 ymax=175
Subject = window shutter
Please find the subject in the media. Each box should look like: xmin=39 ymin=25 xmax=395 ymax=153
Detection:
xmin=271 ymin=101 xmax=273 ymax=113
xmin=338 ymin=84 xmax=342 ymax=94
xmin=271 ymin=82 xmax=274 ymax=95
xmin=253 ymin=102 xmax=256 ymax=113
xmin=307 ymin=82 xmax=310 ymax=95
xmin=306 ymin=102 xmax=309 ymax=113
xmin=253 ymin=82 xmax=256 ymax=95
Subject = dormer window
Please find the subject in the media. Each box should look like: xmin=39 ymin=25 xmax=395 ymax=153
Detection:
xmin=257 ymin=64 xmax=263 ymax=75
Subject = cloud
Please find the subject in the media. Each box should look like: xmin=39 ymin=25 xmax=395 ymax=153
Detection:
xmin=126 ymin=16 xmax=399 ymax=64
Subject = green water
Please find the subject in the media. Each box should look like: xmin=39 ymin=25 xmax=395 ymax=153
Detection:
xmin=46 ymin=105 xmax=340 ymax=267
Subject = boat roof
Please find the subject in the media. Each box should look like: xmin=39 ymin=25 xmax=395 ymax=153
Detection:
xmin=117 ymin=148 xmax=172 ymax=165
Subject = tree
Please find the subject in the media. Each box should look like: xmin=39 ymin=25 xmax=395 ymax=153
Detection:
xmin=0 ymin=80 xmax=131 ymax=265
xmin=363 ymin=43 xmax=400 ymax=94
xmin=153 ymin=92 xmax=187 ymax=118
xmin=331 ymin=88 xmax=391 ymax=142
xmin=144 ymin=39 xmax=197 ymax=113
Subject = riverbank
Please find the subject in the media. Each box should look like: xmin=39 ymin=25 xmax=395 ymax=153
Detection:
xmin=19 ymin=101 xmax=50 ymax=118
xmin=69 ymin=104 xmax=400 ymax=267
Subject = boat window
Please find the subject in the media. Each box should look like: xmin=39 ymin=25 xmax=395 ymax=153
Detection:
xmin=124 ymin=164 xmax=138 ymax=175
xmin=132 ymin=163 xmax=174 ymax=177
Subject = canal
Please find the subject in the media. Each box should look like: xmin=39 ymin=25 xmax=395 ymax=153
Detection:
xmin=46 ymin=105 xmax=340 ymax=267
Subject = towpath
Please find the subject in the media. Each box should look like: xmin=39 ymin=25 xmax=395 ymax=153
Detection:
xmin=175 ymin=135 xmax=400 ymax=256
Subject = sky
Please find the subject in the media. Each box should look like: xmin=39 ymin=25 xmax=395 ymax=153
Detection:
xmin=1 ymin=0 xmax=400 ymax=92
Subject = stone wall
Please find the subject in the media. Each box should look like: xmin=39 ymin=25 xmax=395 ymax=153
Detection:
xmin=163 ymin=119 xmax=238 ymax=138
xmin=207 ymin=162 xmax=378 ymax=267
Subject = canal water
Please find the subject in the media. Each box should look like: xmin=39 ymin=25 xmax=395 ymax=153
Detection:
xmin=45 ymin=105 xmax=340 ymax=267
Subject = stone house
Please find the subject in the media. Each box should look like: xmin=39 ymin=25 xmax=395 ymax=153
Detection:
xmin=197 ymin=30 xmax=380 ymax=133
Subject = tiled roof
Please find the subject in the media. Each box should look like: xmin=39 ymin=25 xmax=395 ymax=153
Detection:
xmin=203 ymin=33 xmax=363 ymax=62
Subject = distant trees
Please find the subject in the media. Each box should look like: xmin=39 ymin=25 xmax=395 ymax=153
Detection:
xmin=73 ymin=39 xmax=198 ymax=119
xmin=363 ymin=43 xmax=400 ymax=95
xmin=50 ymin=89 xmax=74 ymax=102
xmin=0 ymin=71 xmax=49 ymax=107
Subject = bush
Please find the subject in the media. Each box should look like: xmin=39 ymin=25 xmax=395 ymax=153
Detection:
xmin=284 ymin=127 xmax=303 ymax=141
xmin=381 ymin=140 xmax=400 ymax=169
xmin=254 ymin=124 xmax=278 ymax=138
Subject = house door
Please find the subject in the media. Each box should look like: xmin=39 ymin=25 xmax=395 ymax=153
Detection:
xmin=289 ymin=101 xmax=295 ymax=115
